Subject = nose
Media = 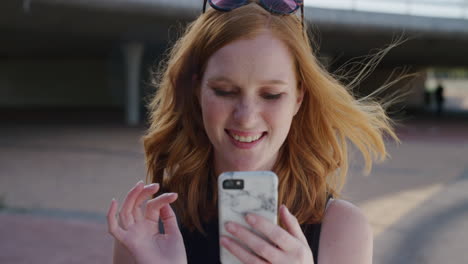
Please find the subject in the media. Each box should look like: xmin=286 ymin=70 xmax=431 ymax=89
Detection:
xmin=232 ymin=96 xmax=259 ymax=127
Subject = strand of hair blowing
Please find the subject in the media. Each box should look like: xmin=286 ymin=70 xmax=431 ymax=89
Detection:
xmin=269 ymin=6 xmax=399 ymax=223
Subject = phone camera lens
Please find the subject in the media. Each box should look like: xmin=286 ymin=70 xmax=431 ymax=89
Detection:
xmin=223 ymin=180 xmax=232 ymax=189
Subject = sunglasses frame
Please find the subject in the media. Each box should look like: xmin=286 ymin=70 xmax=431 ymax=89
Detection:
xmin=202 ymin=0 xmax=304 ymax=31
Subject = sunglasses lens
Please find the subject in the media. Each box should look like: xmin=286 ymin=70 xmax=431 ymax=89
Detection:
xmin=263 ymin=0 xmax=299 ymax=14
xmin=211 ymin=0 xmax=246 ymax=10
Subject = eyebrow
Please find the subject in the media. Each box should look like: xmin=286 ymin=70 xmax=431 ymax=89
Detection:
xmin=206 ymin=76 xmax=288 ymax=86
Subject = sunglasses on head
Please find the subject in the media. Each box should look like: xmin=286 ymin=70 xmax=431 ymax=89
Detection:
xmin=202 ymin=0 xmax=304 ymax=30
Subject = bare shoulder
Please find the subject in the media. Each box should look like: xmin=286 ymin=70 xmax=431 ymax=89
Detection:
xmin=318 ymin=199 xmax=373 ymax=264
xmin=322 ymin=199 xmax=371 ymax=234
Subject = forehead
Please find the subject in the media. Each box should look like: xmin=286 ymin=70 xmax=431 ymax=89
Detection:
xmin=203 ymin=32 xmax=296 ymax=84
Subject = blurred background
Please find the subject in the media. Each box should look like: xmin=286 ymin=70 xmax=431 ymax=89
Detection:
xmin=0 ymin=0 xmax=467 ymax=263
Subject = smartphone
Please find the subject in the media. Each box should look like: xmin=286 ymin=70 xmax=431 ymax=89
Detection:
xmin=218 ymin=171 xmax=278 ymax=264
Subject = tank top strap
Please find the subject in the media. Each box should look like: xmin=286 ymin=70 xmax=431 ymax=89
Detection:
xmin=302 ymin=193 xmax=333 ymax=264
xmin=325 ymin=195 xmax=335 ymax=211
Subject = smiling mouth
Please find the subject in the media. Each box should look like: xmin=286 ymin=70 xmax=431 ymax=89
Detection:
xmin=225 ymin=130 xmax=267 ymax=143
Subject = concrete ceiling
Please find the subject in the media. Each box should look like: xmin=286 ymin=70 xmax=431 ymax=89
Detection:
xmin=1 ymin=0 xmax=468 ymax=67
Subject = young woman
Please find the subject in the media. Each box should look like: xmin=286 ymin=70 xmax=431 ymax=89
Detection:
xmin=107 ymin=1 xmax=398 ymax=263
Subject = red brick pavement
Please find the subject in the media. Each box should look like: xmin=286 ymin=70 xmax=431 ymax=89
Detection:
xmin=0 ymin=213 xmax=112 ymax=264
xmin=0 ymin=112 xmax=466 ymax=264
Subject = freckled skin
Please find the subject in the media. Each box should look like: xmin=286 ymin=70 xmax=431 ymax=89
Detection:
xmin=199 ymin=31 xmax=303 ymax=176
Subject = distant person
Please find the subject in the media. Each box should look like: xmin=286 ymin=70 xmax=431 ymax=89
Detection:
xmin=106 ymin=1 xmax=399 ymax=264
xmin=435 ymin=82 xmax=445 ymax=115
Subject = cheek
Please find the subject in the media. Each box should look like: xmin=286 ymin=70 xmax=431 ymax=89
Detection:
xmin=263 ymin=101 xmax=296 ymax=133
xmin=201 ymin=93 xmax=231 ymax=132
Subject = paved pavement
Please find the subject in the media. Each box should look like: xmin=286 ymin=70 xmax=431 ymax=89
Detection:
xmin=0 ymin=111 xmax=467 ymax=263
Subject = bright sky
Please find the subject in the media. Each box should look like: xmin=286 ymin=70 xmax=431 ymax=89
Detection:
xmin=304 ymin=0 xmax=468 ymax=19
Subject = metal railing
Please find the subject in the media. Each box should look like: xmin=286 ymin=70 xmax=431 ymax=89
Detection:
xmin=305 ymin=0 xmax=468 ymax=19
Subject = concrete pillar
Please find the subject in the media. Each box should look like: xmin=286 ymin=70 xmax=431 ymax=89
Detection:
xmin=122 ymin=42 xmax=144 ymax=126
xmin=464 ymin=0 xmax=468 ymax=19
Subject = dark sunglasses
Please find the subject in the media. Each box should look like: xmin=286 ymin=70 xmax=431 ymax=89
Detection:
xmin=202 ymin=0 xmax=304 ymax=30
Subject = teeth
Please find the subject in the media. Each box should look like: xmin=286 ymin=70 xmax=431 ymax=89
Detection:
xmin=231 ymin=132 xmax=262 ymax=143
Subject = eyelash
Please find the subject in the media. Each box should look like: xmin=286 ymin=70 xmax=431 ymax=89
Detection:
xmin=212 ymin=88 xmax=282 ymax=100
xmin=213 ymin=89 xmax=234 ymax=97
xmin=263 ymin=93 xmax=282 ymax=100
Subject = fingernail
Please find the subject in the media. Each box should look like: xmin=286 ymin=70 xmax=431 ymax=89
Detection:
xmin=225 ymin=222 xmax=236 ymax=233
xmin=162 ymin=192 xmax=176 ymax=198
xmin=136 ymin=180 xmax=143 ymax=186
xmin=220 ymin=237 xmax=230 ymax=246
xmin=246 ymin=214 xmax=256 ymax=225
xmin=148 ymin=183 xmax=158 ymax=188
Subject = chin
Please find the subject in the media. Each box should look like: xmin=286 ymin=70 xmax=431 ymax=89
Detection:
xmin=229 ymin=159 xmax=265 ymax=172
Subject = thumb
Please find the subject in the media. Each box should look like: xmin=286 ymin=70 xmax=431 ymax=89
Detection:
xmin=160 ymin=202 xmax=182 ymax=236
xmin=280 ymin=205 xmax=309 ymax=245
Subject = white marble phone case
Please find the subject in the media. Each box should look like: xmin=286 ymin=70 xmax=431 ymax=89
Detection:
xmin=218 ymin=171 xmax=278 ymax=264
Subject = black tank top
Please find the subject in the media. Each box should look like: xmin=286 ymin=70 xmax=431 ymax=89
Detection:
xmin=180 ymin=196 xmax=331 ymax=264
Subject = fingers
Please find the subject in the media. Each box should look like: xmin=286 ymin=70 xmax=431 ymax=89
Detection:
xmin=144 ymin=193 xmax=178 ymax=222
xmin=160 ymin=202 xmax=182 ymax=236
xmin=106 ymin=184 xmax=173 ymax=241
xmin=220 ymin=236 xmax=269 ymax=264
xmin=279 ymin=205 xmax=309 ymax=245
xmin=244 ymin=211 xmax=299 ymax=252
xmin=107 ymin=198 xmax=125 ymax=241
xmin=224 ymin=222 xmax=282 ymax=261
xmin=133 ymin=183 xmax=160 ymax=222
xmin=119 ymin=181 xmax=145 ymax=229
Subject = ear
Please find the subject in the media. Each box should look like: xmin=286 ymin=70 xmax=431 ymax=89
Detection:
xmin=294 ymin=81 xmax=304 ymax=116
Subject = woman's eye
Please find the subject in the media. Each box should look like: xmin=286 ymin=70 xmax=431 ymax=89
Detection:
xmin=263 ymin=93 xmax=282 ymax=100
xmin=213 ymin=88 xmax=234 ymax=97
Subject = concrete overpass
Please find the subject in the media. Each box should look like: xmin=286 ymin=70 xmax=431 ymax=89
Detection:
xmin=1 ymin=0 xmax=468 ymax=124
xmin=3 ymin=0 xmax=468 ymax=64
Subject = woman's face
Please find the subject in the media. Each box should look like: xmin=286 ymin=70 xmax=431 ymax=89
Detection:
xmin=199 ymin=31 xmax=303 ymax=175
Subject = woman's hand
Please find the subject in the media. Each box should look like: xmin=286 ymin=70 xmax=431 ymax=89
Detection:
xmin=220 ymin=205 xmax=314 ymax=264
xmin=107 ymin=181 xmax=187 ymax=264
